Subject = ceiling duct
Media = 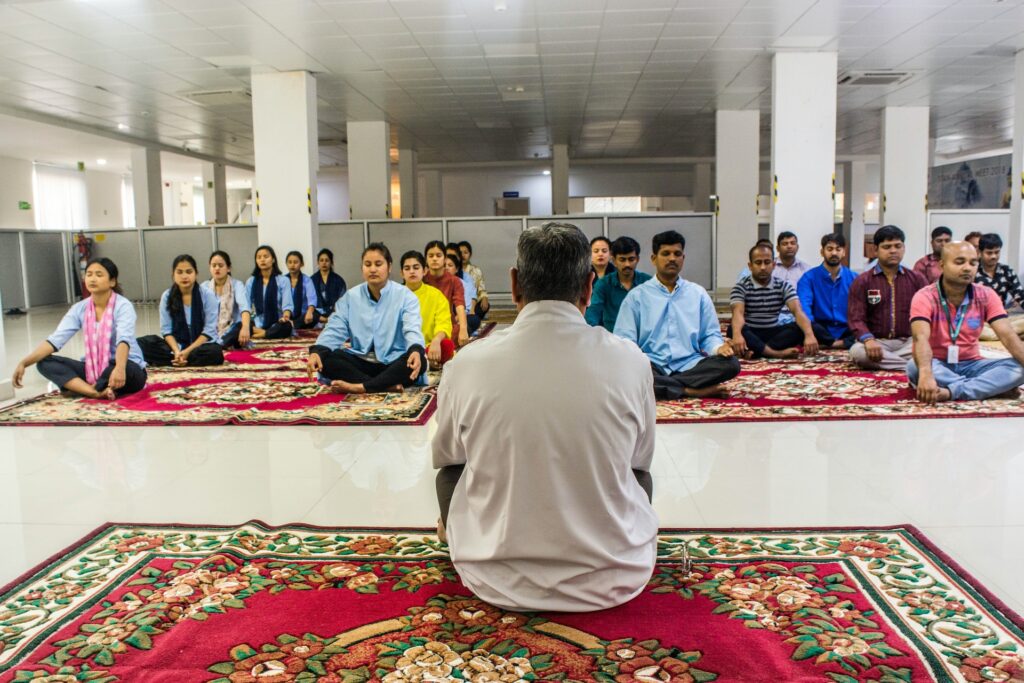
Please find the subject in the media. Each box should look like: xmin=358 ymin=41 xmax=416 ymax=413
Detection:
xmin=183 ymin=89 xmax=252 ymax=106
xmin=838 ymin=70 xmax=917 ymax=87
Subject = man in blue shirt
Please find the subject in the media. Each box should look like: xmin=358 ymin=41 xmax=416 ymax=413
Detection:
xmin=307 ymin=243 xmax=426 ymax=394
xmin=585 ymin=236 xmax=652 ymax=331
xmin=615 ymin=230 xmax=740 ymax=400
xmin=797 ymin=232 xmax=858 ymax=349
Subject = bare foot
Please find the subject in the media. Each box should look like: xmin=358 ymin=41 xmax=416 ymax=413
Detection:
xmin=683 ymin=384 xmax=729 ymax=399
xmin=935 ymin=388 xmax=952 ymax=402
xmin=98 ymin=388 xmax=117 ymax=401
xmin=436 ymin=518 xmax=448 ymax=544
xmin=252 ymin=328 xmax=266 ymax=339
xmin=764 ymin=347 xmax=800 ymax=359
xmin=329 ymin=380 xmax=365 ymax=394
xmin=993 ymin=387 xmax=1021 ymax=400
xmin=831 ymin=340 xmax=845 ymax=349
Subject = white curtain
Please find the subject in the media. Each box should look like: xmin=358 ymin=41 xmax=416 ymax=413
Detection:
xmin=33 ymin=164 xmax=88 ymax=231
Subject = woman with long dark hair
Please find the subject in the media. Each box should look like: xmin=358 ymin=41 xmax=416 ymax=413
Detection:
xmin=202 ymin=250 xmax=252 ymax=349
xmin=444 ymin=250 xmax=481 ymax=336
xmin=313 ymin=247 xmax=347 ymax=323
xmin=423 ymin=239 xmax=468 ymax=347
xmin=12 ymin=258 xmax=147 ymax=399
xmin=137 ymin=254 xmax=224 ymax=367
xmin=285 ymin=250 xmax=318 ymax=329
xmin=245 ymin=245 xmax=294 ymax=339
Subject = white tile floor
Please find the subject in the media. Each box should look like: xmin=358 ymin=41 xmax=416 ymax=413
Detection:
xmin=1 ymin=305 xmax=1022 ymax=617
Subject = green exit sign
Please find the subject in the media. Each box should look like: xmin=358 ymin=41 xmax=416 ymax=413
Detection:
xmin=18 ymin=201 xmax=30 ymax=210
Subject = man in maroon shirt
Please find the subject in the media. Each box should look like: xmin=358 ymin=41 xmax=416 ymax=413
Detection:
xmin=848 ymin=225 xmax=928 ymax=370
xmin=912 ymin=226 xmax=951 ymax=284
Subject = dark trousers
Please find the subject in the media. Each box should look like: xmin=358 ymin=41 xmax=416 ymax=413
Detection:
xmin=435 ymin=465 xmax=653 ymax=527
xmin=37 ymin=356 xmax=147 ymax=397
xmin=320 ymin=348 xmax=427 ymax=393
xmin=728 ymin=323 xmax=804 ymax=357
xmin=467 ymin=313 xmax=481 ymax=335
xmin=652 ymin=355 xmax=741 ymax=400
xmin=474 ymin=300 xmax=488 ymax=320
xmin=810 ymin=322 xmax=855 ymax=349
xmin=293 ymin=312 xmax=318 ymax=330
xmin=260 ymin=320 xmax=293 ymax=339
xmin=219 ymin=320 xmax=252 ymax=349
xmin=137 ymin=335 xmax=225 ymax=367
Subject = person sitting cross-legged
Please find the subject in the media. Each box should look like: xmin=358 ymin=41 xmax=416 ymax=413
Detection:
xmin=913 ymin=226 xmax=952 ymax=284
xmin=402 ymin=250 xmax=455 ymax=370
xmin=585 ymin=235 xmax=651 ymax=332
xmin=848 ymin=225 xmax=928 ymax=370
xmin=307 ymin=243 xmax=426 ymax=394
xmin=797 ymin=232 xmax=858 ymax=349
xmin=433 ymin=221 xmax=658 ymax=612
xmin=975 ymin=232 xmax=1024 ymax=340
xmin=615 ymin=230 xmax=740 ymax=399
xmin=730 ymin=243 xmax=820 ymax=359
xmin=909 ymin=241 xmax=1024 ymax=402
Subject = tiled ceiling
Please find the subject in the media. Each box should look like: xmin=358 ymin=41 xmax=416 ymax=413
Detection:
xmin=0 ymin=0 xmax=1020 ymax=167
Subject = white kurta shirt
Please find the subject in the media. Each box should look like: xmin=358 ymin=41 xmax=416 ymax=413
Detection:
xmin=432 ymin=300 xmax=659 ymax=612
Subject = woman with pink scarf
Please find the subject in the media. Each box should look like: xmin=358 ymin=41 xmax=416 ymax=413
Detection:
xmin=12 ymin=258 xmax=147 ymax=400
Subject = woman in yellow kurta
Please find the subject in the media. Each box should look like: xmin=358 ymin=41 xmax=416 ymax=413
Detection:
xmin=402 ymin=250 xmax=455 ymax=369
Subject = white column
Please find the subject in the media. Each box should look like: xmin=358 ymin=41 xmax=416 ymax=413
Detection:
xmin=0 ymin=289 xmax=10 ymax=400
xmin=693 ymin=162 xmax=712 ymax=212
xmin=846 ymin=161 xmax=869 ymax=271
xmin=202 ymin=162 xmax=228 ymax=224
xmin=398 ymin=148 xmax=418 ymax=219
xmin=251 ymin=71 xmax=319 ymax=264
xmin=881 ymin=106 xmax=930 ymax=262
xmin=1009 ymin=51 xmax=1024 ymax=272
xmin=422 ymin=170 xmax=443 ymax=217
xmin=552 ymin=143 xmax=569 ymax=215
xmin=715 ymin=110 xmax=760 ymax=290
xmin=347 ymin=121 xmax=391 ymax=219
xmin=130 ymin=147 xmax=163 ymax=227
xmin=770 ymin=52 xmax=838 ymax=248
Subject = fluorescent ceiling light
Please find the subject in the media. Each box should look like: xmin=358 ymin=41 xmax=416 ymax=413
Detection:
xmin=117 ymin=123 xmax=129 ymax=131
xmin=96 ymin=159 xmax=107 ymax=165
xmin=542 ymin=169 xmax=551 ymax=175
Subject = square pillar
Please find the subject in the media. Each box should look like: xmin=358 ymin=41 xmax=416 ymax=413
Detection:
xmin=881 ymin=107 xmax=930 ymax=262
xmin=693 ymin=162 xmax=712 ymax=212
xmin=347 ymin=121 xmax=391 ymax=219
xmin=398 ymin=148 xmax=418 ymax=219
xmin=1009 ymin=51 xmax=1024 ymax=272
xmin=844 ymin=161 xmax=870 ymax=270
xmin=552 ymin=143 xmax=569 ymax=215
xmin=252 ymin=70 xmax=319 ymax=264
xmin=770 ymin=52 xmax=838 ymax=248
xmin=716 ymin=110 xmax=760 ymax=289
xmin=202 ymin=162 xmax=228 ymax=224
xmin=131 ymin=147 xmax=163 ymax=227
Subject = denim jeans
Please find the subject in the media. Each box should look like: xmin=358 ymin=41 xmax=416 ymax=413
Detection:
xmin=906 ymin=358 xmax=1024 ymax=400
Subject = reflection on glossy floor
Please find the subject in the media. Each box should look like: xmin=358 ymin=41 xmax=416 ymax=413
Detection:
xmin=1 ymin=306 xmax=1022 ymax=618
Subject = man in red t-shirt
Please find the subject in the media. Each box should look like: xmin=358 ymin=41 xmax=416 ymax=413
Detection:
xmin=908 ymin=242 xmax=1024 ymax=402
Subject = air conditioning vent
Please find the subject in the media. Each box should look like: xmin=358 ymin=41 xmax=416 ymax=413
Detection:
xmin=183 ymin=89 xmax=252 ymax=106
xmin=838 ymin=71 xmax=917 ymax=87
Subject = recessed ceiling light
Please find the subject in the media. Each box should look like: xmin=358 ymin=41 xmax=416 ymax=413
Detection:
xmin=494 ymin=0 xmax=507 ymax=11
xmin=96 ymin=159 xmax=107 ymax=165
xmin=117 ymin=123 xmax=129 ymax=131
xmin=542 ymin=169 xmax=551 ymax=176
xmin=194 ymin=176 xmax=202 ymax=182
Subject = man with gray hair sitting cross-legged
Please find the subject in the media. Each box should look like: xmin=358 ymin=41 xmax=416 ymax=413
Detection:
xmin=432 ymin=221 xmax=658 ymax=613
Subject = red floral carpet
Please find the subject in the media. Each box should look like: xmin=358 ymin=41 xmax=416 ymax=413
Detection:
xmin=1 ymin=523 xmax=1020 ymax=682
xmin=657 ymin=352 xmax=1024 ymax=424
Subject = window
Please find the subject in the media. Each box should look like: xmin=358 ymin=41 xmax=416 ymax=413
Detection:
xmin=33 ymin=164 xmax=88 ymax=230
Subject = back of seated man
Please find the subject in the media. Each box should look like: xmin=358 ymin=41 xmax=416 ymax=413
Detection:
xmin=615 ymin=229 xmax=740 ymax=399
xmin=729 ymin=243 xmax=820 ymax=359
xmin=975 ymin=232 xmax=1024 ymax=340
xmin=797 ymin=232 xmax=858 ymax=348
xmin=848 ymin=225 xmax=928 ymax=370
xmin=433 ymin=221 xmax=658 ymax=612
xmin=585 ymin=235 xmax=651 ymax=332
xmin=909 ymin=241 xmax=1024 ymax=402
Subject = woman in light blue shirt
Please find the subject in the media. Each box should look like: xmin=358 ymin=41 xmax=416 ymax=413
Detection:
xmin=245 ymin=245 xmax=294 ymax=339
xmin=445 ymin=250 xmax=480 ymax=336
xmin=137 ymin=254 xmax=224 ymax=367
xmin=285 ymin=250 xmax=318 ymax=329
xmin=202 ymin=250 xmax=252 ymax=348
xmin=12 ymin=257 xmax=147 ymax=399
xmin=307 ymin=243 xmax=425 ymax=394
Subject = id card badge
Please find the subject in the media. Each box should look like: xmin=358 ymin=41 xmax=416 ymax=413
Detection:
xmin=947 ymin=346 xmax=959 ymax=364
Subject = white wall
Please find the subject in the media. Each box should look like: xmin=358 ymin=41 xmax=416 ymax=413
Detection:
xmin=442 ymin=170 xmax=553 ymax=216
xmin=317 ymin=169 xmax=350 ymax=222
xmin=570 ymin=167 xmax=692 ymax=198
xmin=83 ymin=169 xmax=123 ymax=228
xmin=0 ymin=156 xmax=36 ymax=229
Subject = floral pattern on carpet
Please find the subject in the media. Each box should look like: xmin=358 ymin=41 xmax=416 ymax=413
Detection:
xmin=0 ymin=524 xmax=1019 ymax=682
xmin=0 ymin=372 xmax=436 ymax=426
xmin=657 ymin=355 xmax=1024 ymax=423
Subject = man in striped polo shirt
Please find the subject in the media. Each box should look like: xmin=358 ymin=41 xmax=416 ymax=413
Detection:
xmin=729 ymin=243 xmax=820 ymax=359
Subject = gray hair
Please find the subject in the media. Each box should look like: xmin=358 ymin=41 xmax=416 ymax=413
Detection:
xmin=516 ymin=222 xmax=592 ymax=303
